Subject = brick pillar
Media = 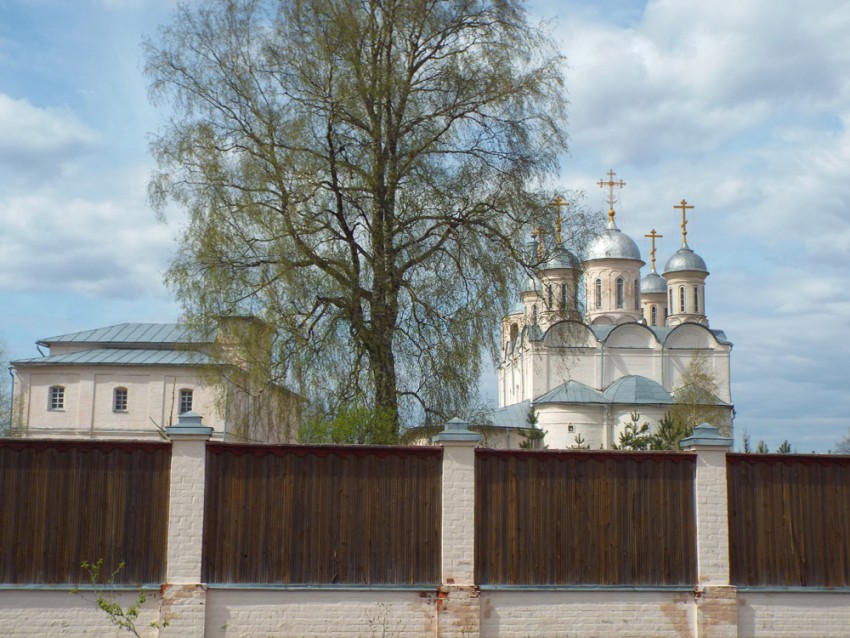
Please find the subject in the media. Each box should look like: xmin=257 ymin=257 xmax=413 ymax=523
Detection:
xmin=681 ymin=423 xmax=737 ymax=638
xmin=162 ymin=412 xmax=212 ymax=638
xmin=434 ymin=418 xmax=480 ymax=638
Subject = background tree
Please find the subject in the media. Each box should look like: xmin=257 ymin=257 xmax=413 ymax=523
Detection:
xmin=146 ymin=0 xmax=579 ymax=437
xmin=612 ymin=412 xmax=656 ymax=451
xmin=518 ymin=405 xmax=546 ymax=449
xmin=570 ymin=432 xmax=589 ymax=449
xmin=669 ymin=351 xmax=731 ymax=437
xmin=836 ymin=429 xmax=850 ymax=454
xmin=741 ymin=429 xmax=751 ymax=453
xmin=652 ymin=411 xmax=691 ymax=450
xmin=0 ymin=337 xmax=11 ymax=437
xmin=298 ymin=403 xmax=397 ymax=444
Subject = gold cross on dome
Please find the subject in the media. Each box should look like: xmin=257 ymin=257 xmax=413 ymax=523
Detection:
xmin=532 ymin=225 xmax=545 ymax=259
xmin=644 ymin=229 xmax=663 ymax=272
xmin=597 ymin=169 xmax=626 ymax=222
xmin=549 ymin=196 xmax=569 ymax=244
xmin=674 ymin=199 xmax=695 ymax=247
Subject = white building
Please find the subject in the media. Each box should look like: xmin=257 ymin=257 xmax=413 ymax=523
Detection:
xmin=10 ymin=319 xmax=298 ymax=442
xmin=493 ymin=179 xmax=733 ymax=448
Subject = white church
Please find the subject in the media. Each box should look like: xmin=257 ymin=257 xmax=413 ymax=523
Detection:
xmin=491 ymin=171 xmax=733 ymax=448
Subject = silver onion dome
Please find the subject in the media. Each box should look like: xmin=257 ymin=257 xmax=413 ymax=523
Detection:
xmin=522 ymin=275 xmax=540 ymax=293
xmin=663 ymin=247 xmax=708 ymax=274
xmin=542 ymin=246 xmax=580 ymax=271
xmin=585 ymin=221 xmax=642 ymax=262
xmin=640 ymin=271 xmax=668 ymax=294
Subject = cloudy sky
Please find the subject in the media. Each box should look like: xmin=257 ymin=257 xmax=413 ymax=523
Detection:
xmin=1 ymin=0 xmax=848 ymax=451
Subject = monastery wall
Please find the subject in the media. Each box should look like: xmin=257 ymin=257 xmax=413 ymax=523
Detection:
xmin=2 ymin=420 xmax=849 ymax=638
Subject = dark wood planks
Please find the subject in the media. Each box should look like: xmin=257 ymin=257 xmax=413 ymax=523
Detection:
xmin=202 ymin=444 xmax=441 ymax=585
xmin=0 ymin=440 xmax=170 ymax=584
xmin=728 ymin=453 xmax=850 ymax=587
xmin=475 ymin=449 xmax=696 ymax=586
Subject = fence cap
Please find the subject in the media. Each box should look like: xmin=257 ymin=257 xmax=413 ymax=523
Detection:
xmin=165 ymin=411 xmax=214 ymax=439
xmin=680 ymin=423 xmax=733 ymax=450
xmin=433 ymin=417 xmax=480 ymax=444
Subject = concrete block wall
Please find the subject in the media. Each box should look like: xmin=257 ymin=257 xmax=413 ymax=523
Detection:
xmin=0 ymin=589 xmax=163 ymax=637
xmin=2 ymin=420 xmax=850 ymax=637
xmin=480 ymin=590 xmax=695 ymax=637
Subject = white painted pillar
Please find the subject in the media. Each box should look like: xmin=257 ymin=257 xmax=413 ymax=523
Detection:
xmin=681 ymin=423 xmax=737 ymax=638
xmin=162 ymin=412 xmax=212 ymax=637
xmin=434 ymin=418 xmax=480 ymax=637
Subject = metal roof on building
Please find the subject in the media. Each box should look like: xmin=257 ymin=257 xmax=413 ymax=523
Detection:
xmin=603 ymin=375 xmax=673 ymax=405
xmin=536 ymin=380 xmax=608 ymax=405
xmin=487 ymin=400 xmax=532 ymax=428
xmin=37 ymin=323 xmax=213 ymax=347
xmin=587 ymin=324 xmax=731 ymax=346
xmin=12 ymin=348 xmax=213 ymax=367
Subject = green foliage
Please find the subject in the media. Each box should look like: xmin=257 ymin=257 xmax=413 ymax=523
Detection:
xmin=518 ymin=427 xmax=547 ymax=449
xmin=776 ymin=440 xmax=792 ymax=454
xmin=612 ymin=411 xmax=697 ymax=452
xmin=518 ymin=407 xmax=546 ymax=449
xmin=653 ymin=411 xmax=692 ymax=451
xmin=73 ymin=559 xmax=166 ymax=637
xmin=145 ymin=0 xmax=582 ymax=437
xmin=741 ymin=429 xmax=752 ymax=453
xmin=0 ymin=336 xmax=11 ymax=437
xmin=670 ymin=351 xmax=731 ymax=436
xmin=298 ymin=404 xmax=398 ymax=445
xmin=571 ymin=432 xmax=589 ymax=449
xmin=835 ymin=428 xmax=850 ymax=454
xmin=613 ymin=412 xmax=656 ymax=451
xmin=755 ymin=440 xmax=769 ymax=454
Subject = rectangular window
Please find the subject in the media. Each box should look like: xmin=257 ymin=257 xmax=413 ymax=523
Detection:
xmin=49 ymin=386 xmax=64 ymax=411
xmin=179 ymin=389 xmax=194 ymax=414
xmin=113 ymin=387 xmax=128 ymax=412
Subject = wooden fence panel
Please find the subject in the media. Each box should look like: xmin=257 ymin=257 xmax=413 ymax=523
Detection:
xmin=728 ymin=454 xmax=850 ymax=587
xmin=0 ymin=440 xmax=170 ymax=584
xmin=203 ymin=444 xmax=441 ymax=585
xmin=475 ymin=449 xmax=696 ymax=586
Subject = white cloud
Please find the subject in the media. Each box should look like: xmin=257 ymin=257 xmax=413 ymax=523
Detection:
xmin=0 ymin=194 xmax=173 ymax=300
xmin=0 ymin=94 xmax=98 ymax=183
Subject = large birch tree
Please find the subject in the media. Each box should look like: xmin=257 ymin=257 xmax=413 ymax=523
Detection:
xmin=146 ymin=0 xmax=577 ymax=436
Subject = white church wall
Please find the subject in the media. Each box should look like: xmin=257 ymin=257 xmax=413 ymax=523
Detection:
xmin=536 ymin=404 xmax=606 ymax=449
xmin=540 ymin=348 xmax=599 ymax=394
xmin=604 ymin=350 xmax=659 ymax=386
